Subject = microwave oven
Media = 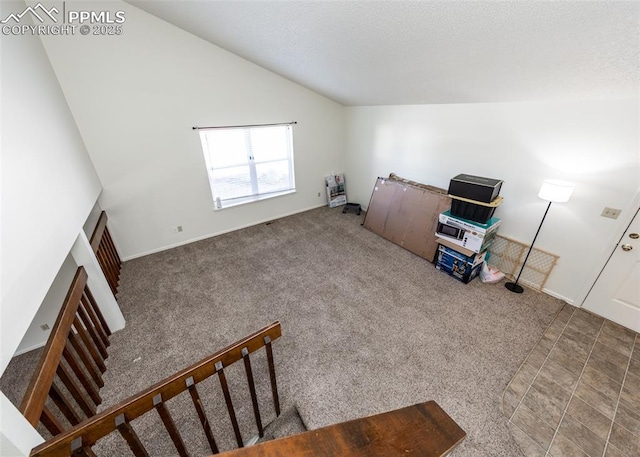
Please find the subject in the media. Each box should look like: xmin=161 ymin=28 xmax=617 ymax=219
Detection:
xmin=436 ymin=211 xmax=501 ymax=254
xmin=437 ymin=221 xmax=465 ymax=240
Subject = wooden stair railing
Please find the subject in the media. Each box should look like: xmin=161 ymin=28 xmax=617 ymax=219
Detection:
xmin=20 ymin=267 xmax=112 ymax=436
xmin=28 ymin=322 xmax=282 ymax=457
xmin=89 ymin=211 xmax=122 ymax=296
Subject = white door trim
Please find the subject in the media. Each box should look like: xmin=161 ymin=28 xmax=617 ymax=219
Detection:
xmin=573 ymin=187 xmax=640 ymax=307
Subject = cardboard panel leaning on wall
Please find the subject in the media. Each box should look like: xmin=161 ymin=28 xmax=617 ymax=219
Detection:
xmin=39 ymin=0 xmax=346 ymax=260
xmin=363 ymin=175 xmax=451 ymax=263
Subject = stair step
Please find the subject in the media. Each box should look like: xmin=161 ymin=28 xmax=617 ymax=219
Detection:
xmin=257 ymin=406 xmax=308 ymax=443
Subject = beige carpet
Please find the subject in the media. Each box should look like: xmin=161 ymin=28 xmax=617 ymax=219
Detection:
xmin=1 ymin=206 xmax=564 ymax=456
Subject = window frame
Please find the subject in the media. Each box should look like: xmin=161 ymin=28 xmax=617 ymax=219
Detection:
xmin=198 ymin=124 xmax=296 ymax=210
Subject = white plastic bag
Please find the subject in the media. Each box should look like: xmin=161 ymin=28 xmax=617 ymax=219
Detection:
xmin=480 ymin=262 xmax=505 ymax=284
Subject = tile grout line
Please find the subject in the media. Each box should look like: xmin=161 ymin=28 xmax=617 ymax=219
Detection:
xmin=505 ymin=308 xmax=638 ymax=457
xmin=544 ymin=317 xmax=606 ymax=457
xmin=505 ymin=306 xmax=576 ymax=457
xmin=506 ymin=307 xmax=572 ymax=425
xmin=602 ymin=332 xmax=637 ymax=457
xmin=589 ymin=337 xmax=634 ymax=385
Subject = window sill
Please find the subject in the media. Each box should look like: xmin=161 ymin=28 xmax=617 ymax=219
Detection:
xmin=213 ymin=189 xmax=296 ymax=211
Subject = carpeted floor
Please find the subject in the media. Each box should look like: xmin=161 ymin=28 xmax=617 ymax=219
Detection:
xmin=1 ymin=206 xmax=565 ymax=456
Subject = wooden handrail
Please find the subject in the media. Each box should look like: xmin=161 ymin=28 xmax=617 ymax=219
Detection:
xmin=89 ymin=212 xmax=109 ymax=252
xmin=21 ymin=268 xmax=88 ymax=425
xmin=21 ymin=267 xmax=111 ymax=435
xmin=29 ymin=321 xmax=282 ymax=457
xmin=89 ymin=211 xmax=122 ymax=296
xmin=217 ymin=401 xmax=466 ymax=457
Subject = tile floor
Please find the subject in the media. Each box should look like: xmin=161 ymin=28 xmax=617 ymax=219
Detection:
xmin=503 ymin=304 xmax=639 ymax=457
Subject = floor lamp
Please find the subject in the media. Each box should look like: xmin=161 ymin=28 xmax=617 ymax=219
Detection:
xmin=505 ymin=179 xmax=575 ymax=294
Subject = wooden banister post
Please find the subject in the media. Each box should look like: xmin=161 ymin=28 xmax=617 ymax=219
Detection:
xmin=242 ymin=347 xmax=264 ymax=437
xmin=185 ymin=376 xmax=219 ymax=454
xmin=70 ymin=437 xmax=96 ymax=457
xmin=216 ymin=361 xmax=244 ymax=448
xmin=153 ymin=394 xmax=189 ymax=457
xmin=28 ymin=322 xmax=282 ymax=457
xmin=264 ymin=336 xmax=280 ymax=416
xmin=115 ymin=414 xmax=149 ymax=457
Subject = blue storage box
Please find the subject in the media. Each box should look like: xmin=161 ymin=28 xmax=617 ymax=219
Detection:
xmin=435 ymin=244 xmax=486 ymax=284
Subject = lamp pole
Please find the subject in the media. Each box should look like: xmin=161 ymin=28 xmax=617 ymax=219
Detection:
xmin=505 ymin=179 xmax=574 ymax=294
xmin=505 ymin=201 xmax=553 ymax=293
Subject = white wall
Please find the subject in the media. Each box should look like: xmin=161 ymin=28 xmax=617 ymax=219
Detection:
xmin=0 ymin=393 xmax=42 ymax=457
xmin=39 ymin=1 xmax=346 ymax=260
xmin=1 ymin=1 xmax=104 ymax=453
xmin=83 ymin=200 xmax=103 ymax=239
xmin=14 ymin=255 xmax=78 ymax=356
xmin=0 ymin=0 xmax=103 ymax=375
xmin=345 ymin=100 xmax=639 ymax=302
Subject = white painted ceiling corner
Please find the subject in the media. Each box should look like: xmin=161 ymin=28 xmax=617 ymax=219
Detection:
xmin=127 ymin=0 xmax=640 ymax=106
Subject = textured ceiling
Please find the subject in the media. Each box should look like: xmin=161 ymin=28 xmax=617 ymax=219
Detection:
xmin=128 ymin=1 xmax=640 ymax=106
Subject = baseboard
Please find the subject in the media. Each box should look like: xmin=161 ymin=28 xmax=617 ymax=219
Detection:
xmin=541 ymin=287 xmax=574 ymax=306
xmin=122 ymin=203 xmax=328 ymax=261
xmin=13 ymin=341 xmax=46 ymax=357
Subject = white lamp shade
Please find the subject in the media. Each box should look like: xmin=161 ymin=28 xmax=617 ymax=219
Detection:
xmin=538 ymin=179 xmax=575 ymax=203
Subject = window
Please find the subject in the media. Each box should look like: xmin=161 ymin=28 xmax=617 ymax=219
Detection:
xmin=198 ymin=124 xmax=296 ymax=209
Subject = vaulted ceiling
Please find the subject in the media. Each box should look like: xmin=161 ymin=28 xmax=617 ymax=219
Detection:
xmin=128 ymin=1 xmax=640 ymax=106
